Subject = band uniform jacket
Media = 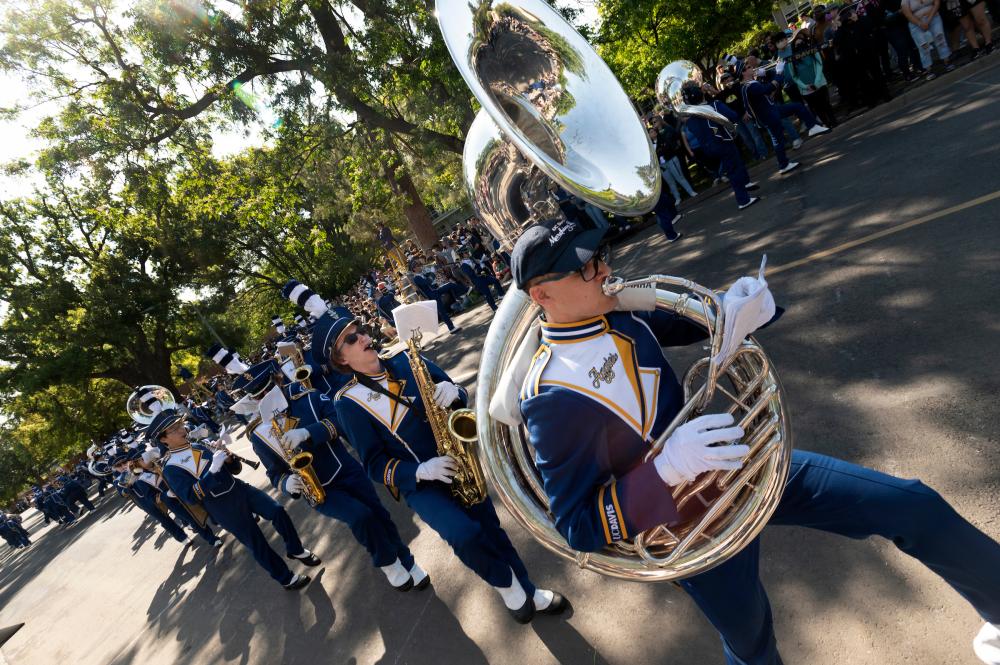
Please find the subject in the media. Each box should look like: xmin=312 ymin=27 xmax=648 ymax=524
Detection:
xmin=335 ymin=352 xmax=468 ymax=498
xmin=518 ymin=310 xmax=708 ymax=552
xmin=247 ymin=382 xmax=348 ymax=493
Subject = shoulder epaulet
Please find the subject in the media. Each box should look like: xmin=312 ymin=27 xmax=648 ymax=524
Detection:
xmin=520 ymin=343 xmax=553 ymax=402
xmin=334 ymin=377 xmax=358 ymax=401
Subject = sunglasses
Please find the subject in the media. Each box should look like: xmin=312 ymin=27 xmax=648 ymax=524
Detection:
xmin=533 ymin=244 xmax=612 ymax=286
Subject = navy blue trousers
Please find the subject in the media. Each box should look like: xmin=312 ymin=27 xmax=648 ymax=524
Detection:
xmin=206 ymin=482 xmax=304 ymax=585
xmin=425 ymin=282 xmax=467 ymax=331
xmin=63 ymin=485 xmax=95 ymax=512
xmin=470 ymin=276 xmax=502 ymax=311
xmin=314 ymin=462 xmax=414 ymax=569
xmin=680 ymin=450 xmax=1000 ymax=665
xmin=703 ymin=141 xmax=751 ymax=206
xmin=761 ymin=102 xmax=818 ymax=170
xmin=406 ymin=487 xmax=535 ymax=594
xmin=653 ymin=186 xmax=680 ymax=240
xmin=132 ymin=493 xmax=188 ymax=542
xmin=160 ymin=493 xmax=216 ymax=544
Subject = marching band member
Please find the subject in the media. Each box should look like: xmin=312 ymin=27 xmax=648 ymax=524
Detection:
xmin=135 ymin=447 xmax=221 ymax=547
xmin=510 ymin=219 xmax=1000 ymax=664
xmin=55 ymin=472 xmax=96 ymax=514
xmin=738 ymin=59 xmax=828 ymax=176
xmin=330 ymin=310 xmax=567 ymax=622
xmin=458 ymin=251 xmax=504 ymax=312
xmin=680 ymin=81 xmax=760 ymax=211
xmin=153 ymin=409 xmax=320 ymax=590
xmin=209 ymin=345 xmax=426 ymax=591
xmin=111 ymin=451 xmax=194 ymax=545
xmin=0 ymin=512 xmax=30 ymax=549
xmin=280 ymin=280 xmax=355 ymax=397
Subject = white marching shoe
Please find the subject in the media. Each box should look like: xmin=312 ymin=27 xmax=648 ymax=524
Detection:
xmin=974 ymin=622 xmax=1000 ymax=664
xmin=807 ymin=124 xmax=830 ymax=137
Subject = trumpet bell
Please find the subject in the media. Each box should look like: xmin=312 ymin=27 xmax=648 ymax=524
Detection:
xmin=438 ymin=0 xmax=660 ymax=216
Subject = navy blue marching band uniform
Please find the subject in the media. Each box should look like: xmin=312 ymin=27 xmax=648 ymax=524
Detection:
xmin=228 ymin=353 xmax=419 ymax=587
xmin=681 ymin=84 xmax=756 ymax=209
xmin=459 ymin=258 xmax=504 ymax=311
xmin=512 ymin=221 xmax=1000 ymax=664
xmin=334 ymin=334 xmax=545 ymax=616
xmin=56 ymin=473 xmax=96 ymax=514
xmin=411 ymin=272 xmax=465 ymax=333
xmin=113 ymin=456 xmax=191 ymax=544
xmin=156 ymin=411 xmax=317 ymax=588
xmin=0 ymin=512 xmax=31 ymax=548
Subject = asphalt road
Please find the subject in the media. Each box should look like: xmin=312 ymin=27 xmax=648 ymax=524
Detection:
xmin=2 ymin=57 xmax=1000 ymax=665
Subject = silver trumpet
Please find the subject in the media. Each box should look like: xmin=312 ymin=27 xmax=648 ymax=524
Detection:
xmin=437 ymin=0 xmax=793 ymax=581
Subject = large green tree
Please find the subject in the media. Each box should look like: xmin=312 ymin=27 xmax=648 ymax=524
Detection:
xmin=0 ymin=0 xmax=475 ymax=243
xmin=595 ymin=0 xmax=775 ymax=99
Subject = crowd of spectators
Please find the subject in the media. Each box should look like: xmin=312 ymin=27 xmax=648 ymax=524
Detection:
xmin=343 ymin=219 xmax=513 ymax=342
xmin=642 ymin=0 xmax=996 ymax=211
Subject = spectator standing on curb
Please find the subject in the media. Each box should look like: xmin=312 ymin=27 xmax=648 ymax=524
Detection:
xmin=651 ymin=114 xmax=697 ymax=205
xmin=787 ymin=30 xmax=839 ymax=128
xmin=834 ymin=5 xmax=893 ymax=109
xmin=884 ymin=0 xmax=927 ymax=79
xmin=902 ymin=0 xmax=956 ymax=79
xmin=940 ymin=0 xmax=994 ymax=58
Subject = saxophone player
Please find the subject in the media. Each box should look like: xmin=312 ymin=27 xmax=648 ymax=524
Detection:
xmin=327 ymin=312 xmax=567 ymax=623
xmin=207 ymin=344 xmax=425 ymax=592
xmin=512 ymin=219 xmax=1000 ymax=665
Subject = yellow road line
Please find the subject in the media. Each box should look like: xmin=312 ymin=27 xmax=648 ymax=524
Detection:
xmin=766 ymin=189 xmax=1000 ymax=277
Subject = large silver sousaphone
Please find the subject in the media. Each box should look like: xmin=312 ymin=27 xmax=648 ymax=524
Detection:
xmin=438 ymin=0 xmax=792 ymax=581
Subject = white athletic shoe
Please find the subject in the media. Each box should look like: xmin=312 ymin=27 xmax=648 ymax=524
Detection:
xmin=778 ymin=161 xmax=800 ymax=175
xmin=974 ymin=623 xmax=1000 ymax=664
xmin=791 ymin=138 xmax=803 ymax=150
xmin=738 ymin=197 xmax=761 ymax=210
xmin=807 ymin=124 xmax=830 ymax=137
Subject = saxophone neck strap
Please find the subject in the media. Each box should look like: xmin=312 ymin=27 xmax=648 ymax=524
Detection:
xmin=353 ymin=369 xmax=427 ymax=420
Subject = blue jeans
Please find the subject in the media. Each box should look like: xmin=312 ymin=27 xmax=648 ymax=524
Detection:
xmin=661 ymin=157 xmax=697 ymax=201
xmin=680 ymin=450 xmax=1000 ymax=664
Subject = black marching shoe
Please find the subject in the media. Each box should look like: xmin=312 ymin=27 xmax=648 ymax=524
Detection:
xmin=283 ymin=573 xmax=311 ymax=591
xmin=288 ymin=549 xmax=322 ymax=566
xmin=391 ymin=578 xmax=415 ymax=592
xmin=536 ymin=592 xmax=569 ymax=616
xmin=509 ymin=597 xmax=535 ymax=624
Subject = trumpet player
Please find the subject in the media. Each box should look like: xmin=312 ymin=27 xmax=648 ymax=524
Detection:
xmin=211 ymin=346 xmax=424 ymax=592
xmin=511 ymin=219 xmax=1000 ymax=665
xmin=153 ymin=409 xmax=320 ymax=590
xmin=327 ymin=312 xmax=567 ymax=623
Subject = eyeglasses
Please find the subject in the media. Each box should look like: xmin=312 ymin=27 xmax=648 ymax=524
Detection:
xmin=533 ymin=243 xmax=611 ymax=286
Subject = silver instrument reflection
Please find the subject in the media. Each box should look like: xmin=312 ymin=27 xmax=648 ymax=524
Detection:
xmin=442 ymin=0 xmax=661 ymax=250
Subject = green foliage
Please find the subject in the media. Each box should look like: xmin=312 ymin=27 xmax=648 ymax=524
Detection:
xmin=595 ymin=0 xmax=775 ymax=100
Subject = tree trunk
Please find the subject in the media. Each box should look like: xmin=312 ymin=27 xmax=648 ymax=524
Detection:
xmin=378 ymin=133 xmax=439 ymax=250
xmin=398 ymin=170 xmax=438 ymax=250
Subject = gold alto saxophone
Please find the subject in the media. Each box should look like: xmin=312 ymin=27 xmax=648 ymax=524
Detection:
xmin=405 ymin=329 xmax=487 ymax=507
xmin=271 ymin=414 xmax=326 ymax=507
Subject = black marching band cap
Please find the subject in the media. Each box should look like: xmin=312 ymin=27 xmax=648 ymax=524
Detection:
xmin=510 ymin=218 xmax=607 ymax=290
xmin=309 ymin=314 xmax=360 ymax=368
xmin=145 ymin=409 xmax=184 ymax=442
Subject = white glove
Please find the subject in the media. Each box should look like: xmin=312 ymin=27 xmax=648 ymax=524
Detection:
xmin=209 ymin=450 xmax=229 ymax=474
xmin=653 ymin=414 xmax=749 ymax=486
xmin=416 ymin=456 xmax=459 ymax=484
xmin=281 ymin=428 xmax=310 ymax=449
xmin=140 ymin=449 xmax=161 ymax=465
xmin=432 ymin=381 xmax=461 ymax=409
xmin=188 ymin=425 xmax=210 ymax=440
xmin=217 ymin=426 xmax=235 ymax=450
xmin=166 ymin=490 xmax=177 ymax=498
xmin=282 ymin=474 xmax=305 ymax=497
